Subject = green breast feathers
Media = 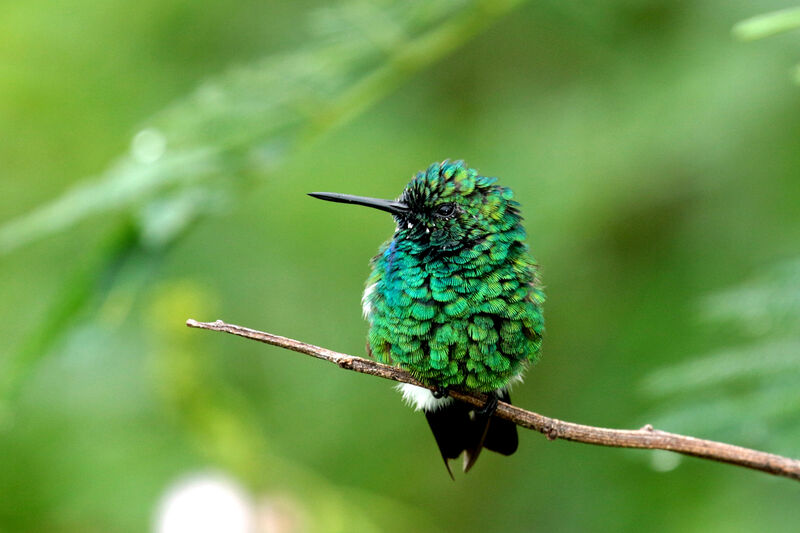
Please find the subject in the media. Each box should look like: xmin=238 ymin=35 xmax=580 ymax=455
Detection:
xmin=362 ymin=161 xmax=544 ymax=391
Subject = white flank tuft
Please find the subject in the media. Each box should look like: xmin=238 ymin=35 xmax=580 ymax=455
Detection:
xmin=361 ymin=282 xmax=377 ymax=318
xmin=397 ymin=383 xmax=453 ymax=412
xmin=506 ymin=373 xmax=525 ymax=390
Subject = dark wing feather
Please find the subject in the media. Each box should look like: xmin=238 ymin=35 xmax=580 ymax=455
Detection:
xmin=483 ymin=389 xmax=519 ymax=456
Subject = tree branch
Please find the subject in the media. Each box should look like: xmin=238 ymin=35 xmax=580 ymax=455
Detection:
xmin=186 ymin=318 xmax=800 ymax=483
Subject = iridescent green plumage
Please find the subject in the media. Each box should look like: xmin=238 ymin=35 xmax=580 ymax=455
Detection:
xmin=363 ymin=160 xmax=544 ymax=391
xmin=310 ymin=159 xmax=544 ymax=474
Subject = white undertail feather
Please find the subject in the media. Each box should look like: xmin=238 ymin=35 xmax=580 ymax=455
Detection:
xmin=398 ymin=383 xmax=453 ymax=412
xmin=397 ymin=373 xmax=526 ymax=412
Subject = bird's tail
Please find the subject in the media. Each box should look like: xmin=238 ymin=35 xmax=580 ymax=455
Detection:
xmin=424 ymin=389 xmax=518 ymax=477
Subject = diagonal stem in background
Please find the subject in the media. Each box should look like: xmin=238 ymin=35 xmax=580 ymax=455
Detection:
xmin=186 ymin=318 xmax=800 ymax=483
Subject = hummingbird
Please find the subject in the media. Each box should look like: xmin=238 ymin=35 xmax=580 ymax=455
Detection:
xmin=310 ymin=160 xmax=544 ymax=476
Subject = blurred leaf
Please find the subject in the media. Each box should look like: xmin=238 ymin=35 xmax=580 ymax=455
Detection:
xmin=642 ymin=339 xmax=800 ymax=396
xmin=0 ymin=0 xmax=526 ymax=255
xmin=644 ymin=258 xmax=800 ymax=457
xmin=700 ymin=258 xmax=800 ymax=335
xmin=0 ymin=149 xmax=221 ymax=255
xmin=733 ymin=7 xmax=800 ymax=42
xmin=0 ymin=223 xmax=148 ymax=421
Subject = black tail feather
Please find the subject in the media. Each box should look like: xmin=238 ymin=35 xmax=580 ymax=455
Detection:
xmin=424 ymin=389 xmax=519 ymax=476
xmin=424 ymin=401 xmax=472 ymax=479
xmin=462 ymin=412 xmax=492 ymax=473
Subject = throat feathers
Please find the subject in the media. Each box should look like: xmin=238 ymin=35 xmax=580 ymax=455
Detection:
xmin=310 ymin=160 xmax=544 ymax=477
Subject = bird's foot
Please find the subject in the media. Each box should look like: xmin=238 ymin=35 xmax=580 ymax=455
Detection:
xmin=432 ymin=386 xmax=449 ymax=399
xmin=477 ymin=392 xmax=499 ymax=418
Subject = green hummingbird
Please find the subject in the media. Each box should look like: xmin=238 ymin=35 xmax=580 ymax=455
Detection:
xmin=310 ymin=160 xmax=544 ymax=476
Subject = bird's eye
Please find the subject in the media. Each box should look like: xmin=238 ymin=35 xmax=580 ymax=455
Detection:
xmin=434 ymin=203 xmax=456 ymax=218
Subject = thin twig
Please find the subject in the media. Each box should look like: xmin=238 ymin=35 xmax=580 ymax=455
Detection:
xmin=186 ymin=318 xmax=800 ymax=483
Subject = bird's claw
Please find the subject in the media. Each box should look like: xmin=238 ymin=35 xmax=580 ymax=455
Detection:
xmin=477 ymin=393 xmax=499 ymax=417
xmin=432 ymin=386 xmax=449 ymax=399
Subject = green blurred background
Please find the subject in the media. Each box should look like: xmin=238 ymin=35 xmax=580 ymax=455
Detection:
xmin=2 ymin=1 xmax=800 ymax=531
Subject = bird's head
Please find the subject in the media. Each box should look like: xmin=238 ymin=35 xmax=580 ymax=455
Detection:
xmin=310 ymin=160 xmax=522 ymax=253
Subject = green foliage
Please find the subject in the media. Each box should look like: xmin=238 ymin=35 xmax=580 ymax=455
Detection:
xmin=0 ymin=0 xmax=525 ymax=412
xmin=733 ymin=6 xmax=800 ymax=84
xmin=644 ymin=260 xmax=800 ymax=456
xmin=3 ymin=0 xmax=800 ymax=531
xmin=0 ymin=1 xmax=529 ymax=531
xmin=733 ymin=7 xmax=800 ymax=41
xmin=148 ymin=282 xmax=429 ymax=532
xmin=0 ymin=0 xmax=523 ymax=255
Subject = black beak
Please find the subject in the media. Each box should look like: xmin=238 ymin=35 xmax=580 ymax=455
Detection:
xmin=308 ymin=192 xmax=409 ymax=216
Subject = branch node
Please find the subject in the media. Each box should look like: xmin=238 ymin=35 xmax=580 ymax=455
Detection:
xmin=541 ymin=424 xmax=559 ymax=441
xmin=641 ymin=424 xmax=654 ymax=432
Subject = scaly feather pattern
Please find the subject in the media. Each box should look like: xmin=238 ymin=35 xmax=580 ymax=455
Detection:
xmin=363 ymin=160 xmax=544 ymax=391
